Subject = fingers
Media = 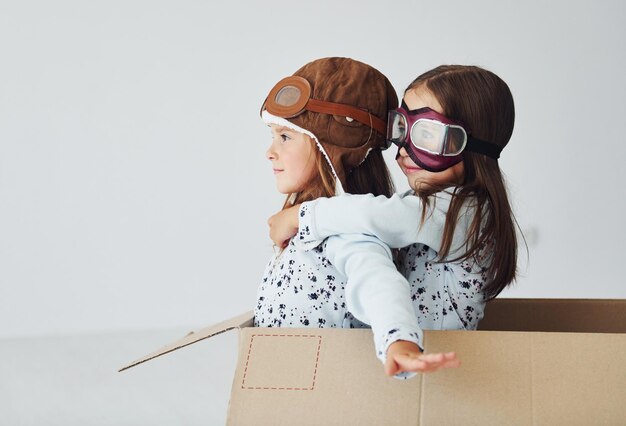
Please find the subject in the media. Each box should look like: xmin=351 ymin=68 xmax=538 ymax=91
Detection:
xmin=267 ymin=208 xmax=299 ymax=246
xmin=419 ymin=351 xmax=458 ymax=364
xmin=389 ymin=351 xmax=460 ymax=375
xmin=416 ymin=351 xmax=460 ymax=372
xmin=384 ymin=357 xmax=400 ymax=376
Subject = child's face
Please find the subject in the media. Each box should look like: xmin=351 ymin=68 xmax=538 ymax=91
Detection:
xmin=397 ymin=88 xmax=465 ymax=192
xmin=266 ymin=124 xmax=316 ymax=194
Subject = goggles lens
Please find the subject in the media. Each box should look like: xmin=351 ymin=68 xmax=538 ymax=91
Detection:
xmin=275 ymin=85 xmax=303 ymax=108
xmin=411 ymin=120 xmax=467 ymax=155
xmin=387 ymin=110 xmax=407 ymax=143
xmin=387 ymin=108 xmax=468 ymax=156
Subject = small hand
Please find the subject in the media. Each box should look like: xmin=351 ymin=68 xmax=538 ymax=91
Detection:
xmin=268 ymin=205 xmax=301 ymax=248
xmin=384 ymin=340 xmax=460 ymax=376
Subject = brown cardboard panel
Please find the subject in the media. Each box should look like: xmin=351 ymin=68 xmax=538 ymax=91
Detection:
xmin=531 ymin=332 xmax=626 ymax=424
xmin=479 ymin=299 xmax=626 ymax=333
xmin=423 ymin=330 xmax=626 ymax=425
xmin=421 ymin=331 xmax=534 ymax=425
xmin=227 ymin=328 xmax=422 ymax=426
xmin=118 ymin=311 xmax=253 ymax=371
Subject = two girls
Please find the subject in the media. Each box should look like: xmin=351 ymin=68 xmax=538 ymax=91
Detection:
xmin=267 ymin=64 xmax=518 ymax=376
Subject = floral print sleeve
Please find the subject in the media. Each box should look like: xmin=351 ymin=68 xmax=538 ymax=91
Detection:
xmin=377 ymin=327 xmax=423 ymax=380
xmin=294 ymin=203 xmax=321 ymax=251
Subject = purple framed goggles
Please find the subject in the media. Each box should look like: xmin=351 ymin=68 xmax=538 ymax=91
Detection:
xmin=386 ymin=101 xmax=502 ymax=172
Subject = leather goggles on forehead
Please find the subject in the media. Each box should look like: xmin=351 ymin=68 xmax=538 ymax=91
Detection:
xmin=387 ymin=101 xmax=502 ymax=172
xmin=261 ymin=76 xmax=387 ymax=135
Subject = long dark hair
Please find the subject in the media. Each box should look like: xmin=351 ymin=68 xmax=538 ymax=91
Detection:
xmin=407 ymin=65 xmax=517 ymax=299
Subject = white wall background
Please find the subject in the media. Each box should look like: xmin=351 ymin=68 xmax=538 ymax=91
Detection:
xmin=1 ymin=1 xmax=625 ymax=424
xmin=1 ymin=0 xmax=625 ymax=338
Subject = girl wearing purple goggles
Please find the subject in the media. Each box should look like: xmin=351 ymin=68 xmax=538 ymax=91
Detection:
xmin=269 ymin=65 xmax=519 ymax=376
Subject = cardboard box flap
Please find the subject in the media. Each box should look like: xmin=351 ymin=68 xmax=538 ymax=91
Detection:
xmin=119 ymin=311 xmax=253 ymax=372
xmin=479 ymin=298 xmax=626 ymax=333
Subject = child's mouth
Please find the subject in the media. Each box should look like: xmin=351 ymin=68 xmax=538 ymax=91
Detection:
xmin=402 ymin=164 xmax=422 ymax=174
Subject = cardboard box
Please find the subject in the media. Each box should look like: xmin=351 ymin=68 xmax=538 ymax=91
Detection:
xmin=121 ymin=299 xmax=626 ymax=425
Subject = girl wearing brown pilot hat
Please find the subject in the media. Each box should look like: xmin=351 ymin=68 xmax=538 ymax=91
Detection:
xmin=255 ymin=57 xmax=459 ymax=377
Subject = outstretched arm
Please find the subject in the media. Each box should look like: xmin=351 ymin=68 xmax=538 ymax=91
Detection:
xmin=325 ymin=234 xmax=460 ymax=377
xmin=269 ymin=193 xmax=458 ymax=252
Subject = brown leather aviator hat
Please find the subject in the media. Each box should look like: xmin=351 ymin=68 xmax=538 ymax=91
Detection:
xmin=261 ymin=57 xmax=398 ymax=193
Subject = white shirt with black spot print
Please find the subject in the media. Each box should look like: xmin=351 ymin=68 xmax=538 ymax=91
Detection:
xmin=254 ymin=238 xmax=360 ymax=330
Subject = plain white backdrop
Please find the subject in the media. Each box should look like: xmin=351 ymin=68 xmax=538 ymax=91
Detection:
xmin=0 ymin=0 xmax=625 ymax=424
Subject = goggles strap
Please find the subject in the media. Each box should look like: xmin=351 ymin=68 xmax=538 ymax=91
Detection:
xmin=306 ymin=98 xmax=386 ymax=136
xmin=466 ymin=137 xmax=502 ymax=159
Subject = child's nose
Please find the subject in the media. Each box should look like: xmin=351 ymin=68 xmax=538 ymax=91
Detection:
xmin=398 ymin=146 xmax=409 ymax=157
xmin=266 ymin=143 xmax=277 ymax=160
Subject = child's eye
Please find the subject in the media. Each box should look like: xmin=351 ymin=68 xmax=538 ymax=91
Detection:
xmin=421 ymin=130 xmax=434 ymax=140
xmin=280 ymin=133 xmax=291 ymax=142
